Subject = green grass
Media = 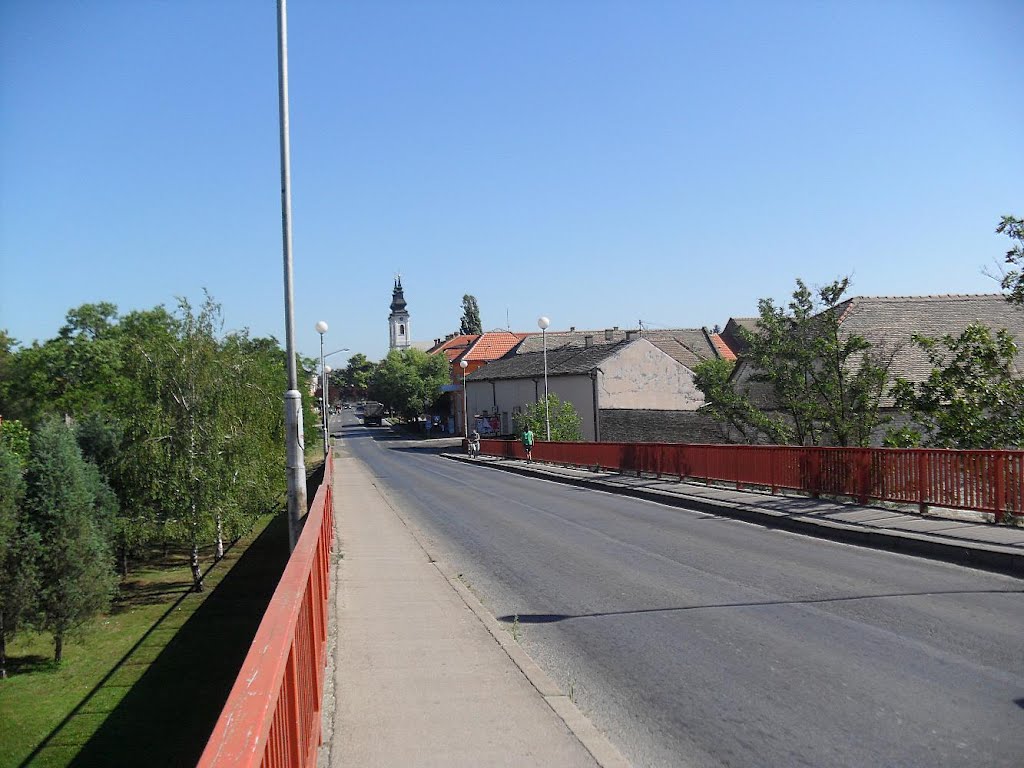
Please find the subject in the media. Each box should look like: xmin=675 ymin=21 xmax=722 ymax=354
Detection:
xmin=0 ymin=511 xmax=293 ymax=768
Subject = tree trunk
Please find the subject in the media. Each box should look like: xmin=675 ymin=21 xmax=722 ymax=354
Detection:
xmin=190 ymin=543 xmax=204 ymax=592
xmin=120 ymin=537 xmax=129 ymax=578
xmin=1 ymin=615 xmax=7 ymax=679
xmin=215 ymin=515 xmax=224 ymax=562
xmin=54 ymin=633 xmax=63 ymax=663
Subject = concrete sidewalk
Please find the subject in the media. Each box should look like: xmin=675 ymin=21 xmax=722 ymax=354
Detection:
xmin=319 ymin=449 xmax=628 ymax=768
xmin=444 ymin=453 xmax=1024 ymax=578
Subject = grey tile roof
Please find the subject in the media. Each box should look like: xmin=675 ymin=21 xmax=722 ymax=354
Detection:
xmin=720 ymin=317 xmax=759 ymax=356
xmin=733 ymin=294 xmax=1024 ymax=408
xmin=514 ymin=328 xmax=717 ymax=368
xmin=466 ymin=341 xmax=628 ymax=381
xmin=837 ymin=294 xmax=1024 ymax=387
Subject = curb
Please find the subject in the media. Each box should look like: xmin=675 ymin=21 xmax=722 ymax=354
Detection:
xmin=444 ymin=454 xmax=1024 ymax=579
xmin=436 ymin=560 xmax=631 ymax=768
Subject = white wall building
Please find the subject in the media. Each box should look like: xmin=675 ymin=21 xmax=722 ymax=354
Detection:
xmin=464 ymin=336 xmax=708 ymax=441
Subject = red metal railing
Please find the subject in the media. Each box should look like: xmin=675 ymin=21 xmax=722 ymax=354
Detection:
xmin=480 ymin=440 xmax=1023 ymax=523
xmin=198 ymin=451 xmax=335 ymax=768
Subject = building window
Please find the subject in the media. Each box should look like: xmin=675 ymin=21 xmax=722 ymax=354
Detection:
xmin=400 ymin=324 xmax=405 ymax=335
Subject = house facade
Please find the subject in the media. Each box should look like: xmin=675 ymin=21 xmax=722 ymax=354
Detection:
xmin=465 ymin=336 xmax=714 ymax=441
xmin=429 ymin=330 xmax=530 ymax=435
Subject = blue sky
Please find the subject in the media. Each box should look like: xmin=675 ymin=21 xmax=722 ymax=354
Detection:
xmin=2 ymin=0 xmax=1021 ymax=364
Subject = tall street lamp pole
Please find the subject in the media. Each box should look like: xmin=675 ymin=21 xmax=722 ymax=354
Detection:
xmin=277 ymin=0 xmax=305 ymax=550
xmin=324 ymin=363 xmax=332 ymax=437
xmin=538 ymin=316 xmax=551 ymax=441
xmin=316 ymin=321 xmax=329 ymax=455
xmin=460 ymin=359 xmax=469 ymax=440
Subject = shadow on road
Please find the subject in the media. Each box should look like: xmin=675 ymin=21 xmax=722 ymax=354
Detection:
xmin=497 ymin=587 xmax=1024 ymax=625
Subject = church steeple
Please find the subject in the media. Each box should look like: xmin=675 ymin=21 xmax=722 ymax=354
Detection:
xmin=390 ymin=276 xmax=407 ymax=312
xmin=388 ymin=275 xmax=411 ymax=350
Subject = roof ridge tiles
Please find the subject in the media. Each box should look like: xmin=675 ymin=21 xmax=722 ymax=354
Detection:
xmin=851 ymin=293 xmax=1004 ymax=301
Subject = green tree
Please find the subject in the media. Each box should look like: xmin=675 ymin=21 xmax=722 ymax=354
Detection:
xmin=210 ymin=330 xmax=287 ymax=559
xmin=740 ymin=278 xmax=894 ymax=446
xmin=370 ymin=349 xmax=450 ymax=421
xmin=48 ymin=302 xmax=124 ymax=419
xmin=460 ymin=295 xmax=483 ymax=335
xmin=99 ymin=306 xmax=182 ymax=571
xmin=513 ymin=394 xmax=582 ymax=442
xmin=0 ymin=330 xmax=18 ymax=418
xmin=338 ymin=353 xmax=376 ymax=401
xmin=889 ymin=323 xmax=1024 ymax=448
xmin=0 ymin=342 xmax=53 ymax=424
xmin=0 ymin=440 xmax=39 ymax=678
xmin=0 ymin=418 xmax=31 ymax=463
xmin=997 ymin=215 xmax=1024 ymax=306
xmin=75 ymin=411 xmax=154 ymax=577
xmin=116 ymin=297 xmax=290 ymax=588
xmin=692 ymin=358 xmax=789 ymax=444
xmin=0 ymin=303 xmax=126 ymax=427
xmin=25 ymin=417 xmax=117 ymax=663
xmin=133 ymin=296 xmax=232 ymax=590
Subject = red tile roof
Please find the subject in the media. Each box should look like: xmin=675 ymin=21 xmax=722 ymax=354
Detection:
xmin=464 ymin=331 xmax=529 ymax=362
xmin=709 ymin=333 xmax=737 ymax=361
xmin=431 ymin=334 xmax=479 ymax=363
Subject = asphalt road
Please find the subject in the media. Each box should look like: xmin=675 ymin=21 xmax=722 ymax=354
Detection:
xmin=334 ymin=416 xmax=1024 ymax=768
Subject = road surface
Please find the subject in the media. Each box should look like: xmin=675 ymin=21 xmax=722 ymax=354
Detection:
xmin=334 ymin=416 xmax=1024 ymax=767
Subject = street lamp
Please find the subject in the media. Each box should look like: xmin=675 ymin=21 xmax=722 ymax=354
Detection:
xmin=537 ymin=316 xmax=551 ymax=441
xmin=323 ymin=363 xmax=332 ymax=438
xmin=278 ymin=0 xmax=306 ymax=551
xmin=460 ymin=359 xmax=469 ymax=441
xmin=316 ymin=320 xmax=329 ymax=455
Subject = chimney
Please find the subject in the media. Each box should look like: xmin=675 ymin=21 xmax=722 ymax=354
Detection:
xmin=584 ymin=335 xmax=594 ymax=347
xmin=625 ymin=330 xmax=638 ymax=342
xmin=604 ymin=329 xmax=613 ymax=341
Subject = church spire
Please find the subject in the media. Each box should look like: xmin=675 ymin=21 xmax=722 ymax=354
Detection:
xmin=388 ymin=274 xmax=411 ymax=350
xmin=390 ymin=275 xmax=407 ymax=312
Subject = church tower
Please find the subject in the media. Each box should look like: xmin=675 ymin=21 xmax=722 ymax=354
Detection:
xmin=388 ymin=276 xmax=411 ymax=351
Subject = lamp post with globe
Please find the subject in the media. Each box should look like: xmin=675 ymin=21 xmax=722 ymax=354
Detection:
xmin=316 ymin=321 xmax=329 ymax=454
xmin=537 ymin=316 xmax=551 ymax=440
xmin=460 ymin=358 xmax=469 ymax=441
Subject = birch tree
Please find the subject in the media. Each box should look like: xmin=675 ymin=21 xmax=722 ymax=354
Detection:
xmin=126 ymin=297 xmax=285 ymax=589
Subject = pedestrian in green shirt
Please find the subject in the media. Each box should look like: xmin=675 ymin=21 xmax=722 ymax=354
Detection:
xmin=521 ymin=427 xmax=534 ymax=463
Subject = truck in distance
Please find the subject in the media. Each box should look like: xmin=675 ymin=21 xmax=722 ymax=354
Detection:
xmin=361 ymin=401 xmax=385 ymax=426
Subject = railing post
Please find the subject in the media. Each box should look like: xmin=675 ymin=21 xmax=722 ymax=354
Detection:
xmin=994 ymin=452 xmax=1006 ymax=524
xmin=857 ymin=449 xmax=869 ymax=505
xmin=917 ymin=450 xmax=928 ymax=515
xmin=810 ymin=450 xmax=820 ymax=499
xmin=286 ymin=647 xmax=302 ymax=765
xmin=769 ymin=448 xmax=777 ymax=496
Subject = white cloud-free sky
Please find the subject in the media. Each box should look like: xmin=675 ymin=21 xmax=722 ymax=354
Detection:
xmin=2 ymin=0 xmax=1021 ymax=362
